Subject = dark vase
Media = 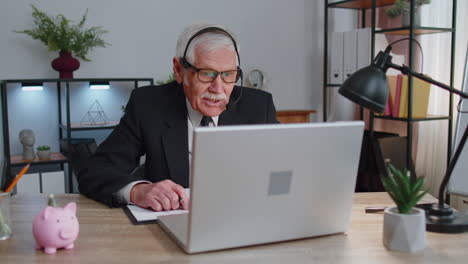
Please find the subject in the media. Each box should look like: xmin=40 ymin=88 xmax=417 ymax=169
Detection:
xmin=51 ymin=51 xmax=80 ymax=79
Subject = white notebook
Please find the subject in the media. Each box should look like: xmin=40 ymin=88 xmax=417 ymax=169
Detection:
xmin=124 ymin=188 xmax=190 ymax=224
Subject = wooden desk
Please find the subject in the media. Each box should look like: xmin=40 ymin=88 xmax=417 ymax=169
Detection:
xmin=1 ymin=193 xmax=466 ymax=263
xmin=276 ymin=110 xmax=316 ymax=123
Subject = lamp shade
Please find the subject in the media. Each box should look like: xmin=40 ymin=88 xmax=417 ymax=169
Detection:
xmin=338 ymin=65 xmax=389 ymax=114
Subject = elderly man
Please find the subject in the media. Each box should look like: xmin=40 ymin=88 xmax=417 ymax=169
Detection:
xmin=78 ymin=24 xmax=278 ymax=210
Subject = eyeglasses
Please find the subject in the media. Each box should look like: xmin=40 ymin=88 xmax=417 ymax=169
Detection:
xmin=183 ymin=61 xmax=240 ymax=83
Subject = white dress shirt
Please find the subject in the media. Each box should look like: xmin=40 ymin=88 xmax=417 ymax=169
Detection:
xmin=116 ymin=99 xmax=218 ymax=204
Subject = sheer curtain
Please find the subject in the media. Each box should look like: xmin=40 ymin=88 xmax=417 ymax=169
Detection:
xmin=416 ymin=0 xmax=468 ymax=201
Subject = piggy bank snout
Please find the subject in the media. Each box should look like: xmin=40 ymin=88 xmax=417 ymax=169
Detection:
xmin=58 ymin=220 xmax=79 ymax=240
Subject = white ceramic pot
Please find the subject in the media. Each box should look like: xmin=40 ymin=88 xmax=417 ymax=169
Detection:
xmin=37 ymin=150 xmax=51 ymax=160
xmin=383 ymin=207 xmax=426 ymax=252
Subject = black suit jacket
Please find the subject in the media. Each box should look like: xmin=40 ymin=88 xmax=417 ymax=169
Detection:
xmin=78 ymin=81 xmax=278 ymax=207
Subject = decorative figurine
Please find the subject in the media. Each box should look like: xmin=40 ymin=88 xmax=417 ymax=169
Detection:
xmin=32 ymin=200 xmax=79 ymax=254
xmin=19 ymin=129 xmax=36 ymax=160
xmin=80 ymin=100 xmax=110 ymax=126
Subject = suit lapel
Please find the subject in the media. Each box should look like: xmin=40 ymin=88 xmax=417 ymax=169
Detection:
xmin=219 ymin=107 xmax=240 ymax=125
xmin=161 ymin=87 xmax=190 ymax=187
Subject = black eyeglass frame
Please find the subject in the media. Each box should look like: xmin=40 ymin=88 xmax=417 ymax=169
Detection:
xmin=183 ymin=60 xmax=242 ymax=83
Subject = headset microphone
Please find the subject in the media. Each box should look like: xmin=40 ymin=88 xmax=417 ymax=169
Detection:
xmin=225 ymin=70 xmax=243 ymax=110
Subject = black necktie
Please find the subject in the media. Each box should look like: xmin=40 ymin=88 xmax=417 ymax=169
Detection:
xmin=200 ymin=116 xmax=213 ymax=127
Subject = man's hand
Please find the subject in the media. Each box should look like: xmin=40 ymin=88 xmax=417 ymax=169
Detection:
xmin=130 ymin=180 xmax=189 ymax=211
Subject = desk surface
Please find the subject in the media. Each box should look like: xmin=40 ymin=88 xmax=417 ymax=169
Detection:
xmin=1 ymin=193 xmax=467 ymax=264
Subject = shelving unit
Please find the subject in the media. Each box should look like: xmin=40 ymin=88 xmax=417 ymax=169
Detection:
xmin=323 ymin=0 xmax=456 ymax=183
xmin=1 ymin=78 xmax=154 ymax=193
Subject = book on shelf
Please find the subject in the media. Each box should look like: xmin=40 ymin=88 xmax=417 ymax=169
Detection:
xmin=397 ymin=75 xmax=431 ymax=118
xmin=383 ymin=96 xmax=392 ymax=116
xmin=376 ymin=75 xmax=397 ymax=116
xmin=392 ymin=75 xmax=403 ymax=118
xmin=383 ymin=74 xmax=431 ymax=118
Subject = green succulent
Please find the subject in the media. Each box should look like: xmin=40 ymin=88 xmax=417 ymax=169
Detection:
xmin=386 ymin=0 xmax=431 ymax=18
xmin=15 ymin=5 xmax=109 ymax=61
xmin=37 ymin=145 xmax=51 ymax=151
xmin=381 ymin=164 xmax=427 ymax=214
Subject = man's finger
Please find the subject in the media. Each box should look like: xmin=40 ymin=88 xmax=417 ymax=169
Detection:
xmin=172 ymin=184 xmax=189 ymax=210
xmin=155 ymin=192 xmax=172 ymax=211
xmin=161 ymin=189 xmax=180 ymax=210
xmin=147 ymin=198 xmax=162 ymax=212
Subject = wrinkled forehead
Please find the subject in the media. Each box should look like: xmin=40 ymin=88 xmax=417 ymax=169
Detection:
xmin=194 ymin=45 xmax=238 ymax=70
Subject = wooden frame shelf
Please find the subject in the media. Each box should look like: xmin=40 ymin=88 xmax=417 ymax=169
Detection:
xmin=374 ymin=114 xmax=451 ymax=122
xmin=10 ymin=152 xmax=67 ymax=166
xmin=328 ymin=0 xmax=395 ymax=9
xmin=328 ymin=0 xmax=396 ymax=9
xmin=60 ymin=121 xmax=120 ymax=131
xmin=376 ymin=27 xmax=453 ymax=35
xmin=276 ymin=110 xmax=316 ymax=123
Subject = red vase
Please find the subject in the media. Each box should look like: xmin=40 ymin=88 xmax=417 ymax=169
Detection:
xmin=51 ymin=51 xmax=80 ymax=79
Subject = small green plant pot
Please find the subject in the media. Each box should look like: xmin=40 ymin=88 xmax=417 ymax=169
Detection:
xmin=36 ymin=150 xmax=51 ymax=160
xmin=383 ymin=207 xmax=426 ymax=252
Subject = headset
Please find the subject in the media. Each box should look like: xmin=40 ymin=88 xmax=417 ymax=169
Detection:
xmin=180 ymin=26 xmax=243 ymax=109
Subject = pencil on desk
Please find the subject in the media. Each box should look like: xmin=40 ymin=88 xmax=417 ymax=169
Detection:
xmin=4 ymin=163 xmax=31 ymax=193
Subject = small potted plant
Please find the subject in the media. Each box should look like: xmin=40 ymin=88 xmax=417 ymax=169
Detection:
xmin=156 ymin=73 xmax=176 ymax=85
xmin=385 ymin=0 xmax=431 ymax=26
xmin=381 ymin=163 xmax=428 ymax=252
xmin=36 ymin=145 xmax=51 ymax=160
xmin=15 ymin=5 xmax=109 ymax=78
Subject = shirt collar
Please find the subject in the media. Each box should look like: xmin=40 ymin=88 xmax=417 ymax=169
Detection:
xmin=186 ymin=99 xmax=219 ymax=127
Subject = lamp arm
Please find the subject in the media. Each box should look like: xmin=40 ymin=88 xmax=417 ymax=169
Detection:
xmin=388 ymin=62 xmax=468 ymax=99
xmin=437 ymin=125 xmax=468 ymax=207
xmin=387 ymin=61 xmax=468 ymax=207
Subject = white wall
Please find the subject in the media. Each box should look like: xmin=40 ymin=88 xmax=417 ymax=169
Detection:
xmin=1 ymin=0 xmax=322 ymax=108
xmin=1 ymin=0 xmax=343 ymax=182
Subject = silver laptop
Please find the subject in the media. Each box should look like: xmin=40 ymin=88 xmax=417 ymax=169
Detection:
xmin=158 ymin=121 xmax=364 ymax=253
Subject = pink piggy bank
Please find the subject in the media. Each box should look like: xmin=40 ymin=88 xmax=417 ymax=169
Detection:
xmin=32 ymin=202 xmax=79 ymax=254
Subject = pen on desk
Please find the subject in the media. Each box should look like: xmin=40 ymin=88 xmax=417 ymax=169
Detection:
xmin=365 ymin=207 xmax=387 ymax=214
xmin=4 ymin=163 xmax=31 ymax=193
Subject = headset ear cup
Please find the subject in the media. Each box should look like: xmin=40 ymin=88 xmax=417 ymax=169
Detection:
xmin=181 ymin=58 xmax=189 ymax=68
xmin=237 ymin=67 xmax=243 ymax=82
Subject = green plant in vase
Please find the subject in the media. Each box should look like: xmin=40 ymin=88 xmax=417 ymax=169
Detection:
xmin=36 ymin=145 xmax=51 ymax=160
xmin=382 ymin=163 xmax=428 ymax=252
xmin=37 ymin=145 xmax=50 ymax=151
xmin=15 ymin=5 xmax=110 ymax=78
xmin=382 ymin=164 xmax=427 ymax=213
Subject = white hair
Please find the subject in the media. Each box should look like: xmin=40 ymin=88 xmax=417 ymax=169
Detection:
xmin=175 ymin=23 xmax=239 ymax=66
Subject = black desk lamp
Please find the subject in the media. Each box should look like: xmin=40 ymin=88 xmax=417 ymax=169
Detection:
xmin=338 ymin=45 xmax=468 ymax=233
